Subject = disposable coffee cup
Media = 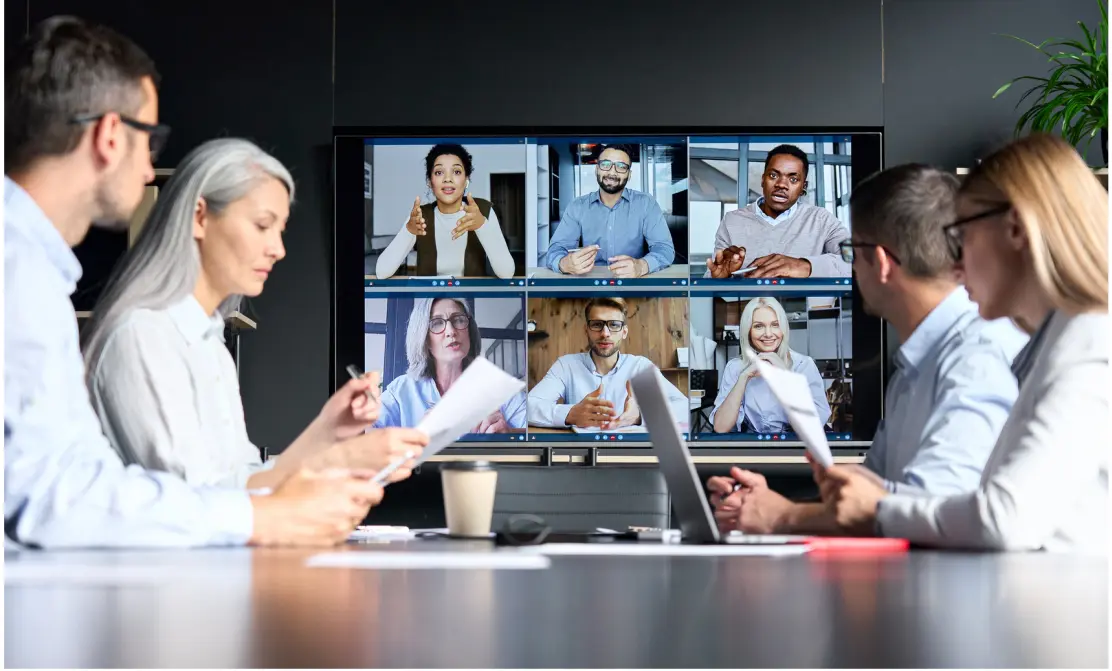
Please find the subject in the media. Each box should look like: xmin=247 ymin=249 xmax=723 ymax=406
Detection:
xmin=441 ymin=461 xmax=498 ymax=537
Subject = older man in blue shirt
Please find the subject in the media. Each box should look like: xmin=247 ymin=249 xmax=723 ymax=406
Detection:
xmin=707 ymin=164 xmax=1028 ymax=534
xmin=545 ymin=144 xmax=676 ymax=278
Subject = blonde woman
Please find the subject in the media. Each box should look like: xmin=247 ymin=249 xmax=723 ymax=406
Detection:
xmin=819 ymin=134 xmax=1108 ymax=553
xmin=710 ymin=296 xmax=831 ymax=434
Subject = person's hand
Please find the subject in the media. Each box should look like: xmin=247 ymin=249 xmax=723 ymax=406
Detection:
xmin=565 ymin=383 xmax=616 ymax=428
xmin=406 ymin=196 xmax=427 ymax=236
xmin=248 ymin=468 xmax=385 ymax=547
xmin=748 ymin=253 xmax=812 ymax=279
xmin=819 ymin=465 xmax=887 ymax=536
xmin=608 ymin=255 xmax=649 ymax=278
xmin=604 ymin=381 xmax=641 ymax=429
xmin=313 ymin=373 xmax=381 ymax=442
xmin=310 ymin=428 xmax=429 ymax=483
xmin=756 ymin=352 xmax=788 ymax=369
xmin=735 ymin=468 xmax=793 ymax=534
xmin=558 ymin=245 xmax=599 ymax=275
xmin=451 ymin=194 xmax=486 ymax=240
xmin=706 ymin=246 xmax=746 ymax=278
xmin=474 ymin=409 xmax=509 ymax=434
xmin=707 ymin=471 xmax=744 ymax=534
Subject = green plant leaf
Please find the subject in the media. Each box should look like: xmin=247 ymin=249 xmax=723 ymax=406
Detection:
xmin=993 ymin=82 xmax=1014 ymax=98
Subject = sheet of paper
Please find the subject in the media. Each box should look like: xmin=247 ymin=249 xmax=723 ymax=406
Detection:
xmin=517 ymin=543 xmax=809 ymax=557
xmin=754 ymin=359 xmax=834 ymax=468
xmin=306 ymin=551 xmax=550 ymax=570
xmin=411 ymin=356 xmax=526 ymax=468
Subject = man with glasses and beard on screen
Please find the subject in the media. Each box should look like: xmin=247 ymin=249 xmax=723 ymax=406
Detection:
xmin=527 ymin=298 xmax=687 ymax=430
xmin=545 ymin=144 xmax=675 ymax=278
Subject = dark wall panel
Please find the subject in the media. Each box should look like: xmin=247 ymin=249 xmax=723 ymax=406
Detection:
xmin=30 ymin=1 xmax=335 ymax=453
xmin=334 ymin=0 xmax=884 ymax=128
xmin=885 ymin=0 xmax=1106 ymax=168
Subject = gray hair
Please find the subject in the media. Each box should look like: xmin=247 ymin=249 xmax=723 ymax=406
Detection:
xmin=738 ymin=296 xmax=793 ymax=370
xmin=81 ymin=138 xmax=294 ymax=377
xmin=849 ymin=163 xmax=959 ymax=278
xmin=405 ymin=297 xmax=480 ymax=378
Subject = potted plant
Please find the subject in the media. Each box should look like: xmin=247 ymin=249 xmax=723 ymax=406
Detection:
xmin=993 ymin=0 xmax=1108 ymax=165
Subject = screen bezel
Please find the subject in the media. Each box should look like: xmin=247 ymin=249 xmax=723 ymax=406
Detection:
xmin=333 ymin=126 xmax=885 ymax=450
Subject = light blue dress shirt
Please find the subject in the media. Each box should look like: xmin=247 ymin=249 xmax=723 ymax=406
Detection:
xmin=545 ymin=188 xmax=675 ymax=273
xmin=709 ymin=351 xmax=831 ymax=433
xmin=863 ymin=287 xmax=1028 ymax=496
xmin=527 ymin=352 xmax=688 ymax=428
xmin=374 ymin=373 xmax=527 ymax=431
xmin=4 ymin=177 xmax=253 ymax=549
xmin=752 ymin=197 xmax=798 ymax=226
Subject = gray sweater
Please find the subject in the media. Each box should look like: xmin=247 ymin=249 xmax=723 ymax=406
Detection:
xmin=713 ymin=201 xmax=851 ymax=277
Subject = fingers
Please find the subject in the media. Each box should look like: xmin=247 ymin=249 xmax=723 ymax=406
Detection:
xmin=411 ymin=196 xmax=421 ymax=215
xmin=587 ymin=383 xmax=604 ymax=398
xmin=707 ymin=475 xmax=736 ymax=496
xmin=729 ymin=466 xmax=766 ymax=489
xmin=385 ymin=427 xmax=431 ymax=447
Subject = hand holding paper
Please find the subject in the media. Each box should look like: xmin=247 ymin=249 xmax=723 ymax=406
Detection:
xmin=754 ymin=359 xmax=834 ymax=468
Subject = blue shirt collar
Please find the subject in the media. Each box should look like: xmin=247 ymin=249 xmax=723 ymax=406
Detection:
xmin=896 ymin=287 xmax=976 ymax=372
xmin=579 ymin=350 xmax=628 ymax=374
xmin=752 ymin=197 xmax=799 ymax=224
xmin=166 ymin=294 xmax=226 ymax=344
xmin=4 ymin=176 xmax=83 ymax=293
xmin=589 ymin=188 xmax=632 ymax=206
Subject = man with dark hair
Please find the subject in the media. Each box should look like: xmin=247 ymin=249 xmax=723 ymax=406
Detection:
xmin=707 ymin=164 xmax=1028 ymax=535
xmin=527 ymin=297 xmax=687 ymax=429
xmin=546 ymin=143 xmax=675 ymax=278
xmin=5 ymin=16 xmax=393 ymax=549
xmin=706 ymin=144 xmax=851 ymax=279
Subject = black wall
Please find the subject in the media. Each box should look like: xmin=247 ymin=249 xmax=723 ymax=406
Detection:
xmin=7 ymin=0 xmax=1103 ymax=455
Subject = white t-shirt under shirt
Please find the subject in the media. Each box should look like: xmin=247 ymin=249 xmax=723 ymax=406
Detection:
xmin=375 ymin=206 xmax=515 ymax=278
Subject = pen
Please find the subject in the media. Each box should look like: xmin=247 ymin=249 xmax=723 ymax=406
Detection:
xmin=346 ymin=364 xmax=381 ymax=404
xmin=370 ymin=450 xmax=417 ymax=486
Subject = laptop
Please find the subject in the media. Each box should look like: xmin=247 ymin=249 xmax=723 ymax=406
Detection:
xmin=629 ymin=368 xmax=807 ymax=545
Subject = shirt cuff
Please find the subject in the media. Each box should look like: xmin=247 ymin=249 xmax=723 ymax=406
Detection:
xmin=548 ymin=253 xmax=565 ymax=273
xmin=195 ymin=487 xmax=254 ymax=546
xmin=643 ymin=255 xmax=664 ymax=274
xmin=554 ymin=404 xmax=573 ymax=427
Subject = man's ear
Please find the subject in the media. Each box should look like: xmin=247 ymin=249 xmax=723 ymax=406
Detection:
xmin=90 ymin=113 xmax=124 ymax=168
xmin=801 ymin=180 xmax=809 ymax=196
xmin=876 ymin=246 xmax=897 ymax=284
xmin=192 ymin=197 xmax=208 ymax=240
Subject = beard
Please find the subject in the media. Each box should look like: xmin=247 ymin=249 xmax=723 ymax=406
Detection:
xmin=92 ymin=173 xmax=143 ymax=232
xmin=597 ymin=174 xmax=627 ymax=194
xmin=589 ymin=342 xmax=620 ymax=358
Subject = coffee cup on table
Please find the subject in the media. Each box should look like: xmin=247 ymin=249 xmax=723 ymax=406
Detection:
xmin=441 ymin=461 xmax=498 ymax=537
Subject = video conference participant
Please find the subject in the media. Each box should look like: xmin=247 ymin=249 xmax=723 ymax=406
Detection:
xmin=527 ymin=297 xmax=687 ymax=429
xmin=817 ymin=136 xmax=1107 ymax=553
xmin=375 ymin=144 xmax=516 ymax=279
xmin=708 ymin=164 xmax=1027 ymax=536
xmin=705 ymin=144 xmax=850 ymax=279
xmin=6 ymin=16 xmax=384 ymax=549
xmin=375 ymin=297 xmax=527 ymax=433
xmin=544 ymin=144 xmax=675 ymax=278
xmin=81 ymin=138 xmax=426 ymax=489
xmin=709 ymin=296 xmax=831 ymax=434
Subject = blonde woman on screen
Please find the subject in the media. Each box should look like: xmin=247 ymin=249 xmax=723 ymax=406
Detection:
xmin=710 ymin=296 xmax=831 ymax=434
xmin=818 ymin=134 xmax=1108 ymax=553
xmin=82 ymin=139 xmax=427 ymax=490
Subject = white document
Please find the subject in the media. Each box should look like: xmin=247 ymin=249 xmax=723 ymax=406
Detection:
xmin=413 ymin=356 xmax=525 ymax=466
xmin=306 ymin=551 xmax=550 ymax=570
xmin=755 ymin=359 xmax=834 ymax=468
xmin=517 ymin=543 xmax=809 ymax=557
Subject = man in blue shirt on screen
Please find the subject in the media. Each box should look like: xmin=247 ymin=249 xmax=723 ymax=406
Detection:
xmin=545 ymin=144 xmax=675 ymax=278
xmin=707 ymin=164 xmax=1029 ymax=535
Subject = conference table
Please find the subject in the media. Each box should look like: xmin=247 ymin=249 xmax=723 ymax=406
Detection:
xmin=5 ymin=539 xmax=1107 ymax=668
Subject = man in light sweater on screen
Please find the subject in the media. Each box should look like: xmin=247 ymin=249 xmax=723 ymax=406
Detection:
xmin=705 ymin=144 xmax=851 ymax=279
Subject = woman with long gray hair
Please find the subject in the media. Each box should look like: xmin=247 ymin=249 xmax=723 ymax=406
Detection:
xmin=83 ymin=138 xmax=427 ymax=489
xmin=709 ymin=296 xmax=830 ymax=434
xmin=374 ymin=296 xmax=527 ymax=432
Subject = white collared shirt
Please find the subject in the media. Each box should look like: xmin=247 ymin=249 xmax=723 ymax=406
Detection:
xmin=4 ymin=177 xmax=251 ymax=549
xmin=89 ymin=295 xmax=273 ymax=489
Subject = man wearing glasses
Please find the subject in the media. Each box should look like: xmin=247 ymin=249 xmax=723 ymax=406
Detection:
xmin=545 ymin=144 xmax=675 ymax=278
xmin=527 ymin=297 xmax=687 ymax=429
xmin=708 ymin=164 xmax=1028 ymax=535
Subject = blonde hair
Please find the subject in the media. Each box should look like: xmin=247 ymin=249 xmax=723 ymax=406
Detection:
xmin=961 ymin=133 xmax=1108 ymax=313
xmin=739 ymin=297 xmax=793 ymax=369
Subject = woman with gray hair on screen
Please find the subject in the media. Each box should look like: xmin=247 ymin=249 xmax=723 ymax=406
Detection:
xmin=83 ymin=138 xmax=427 ymax=490
xmin=710 ymin=296 xmax=831 ymax=434
xmin=374 ymin=296 xmax=527 ymax=432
